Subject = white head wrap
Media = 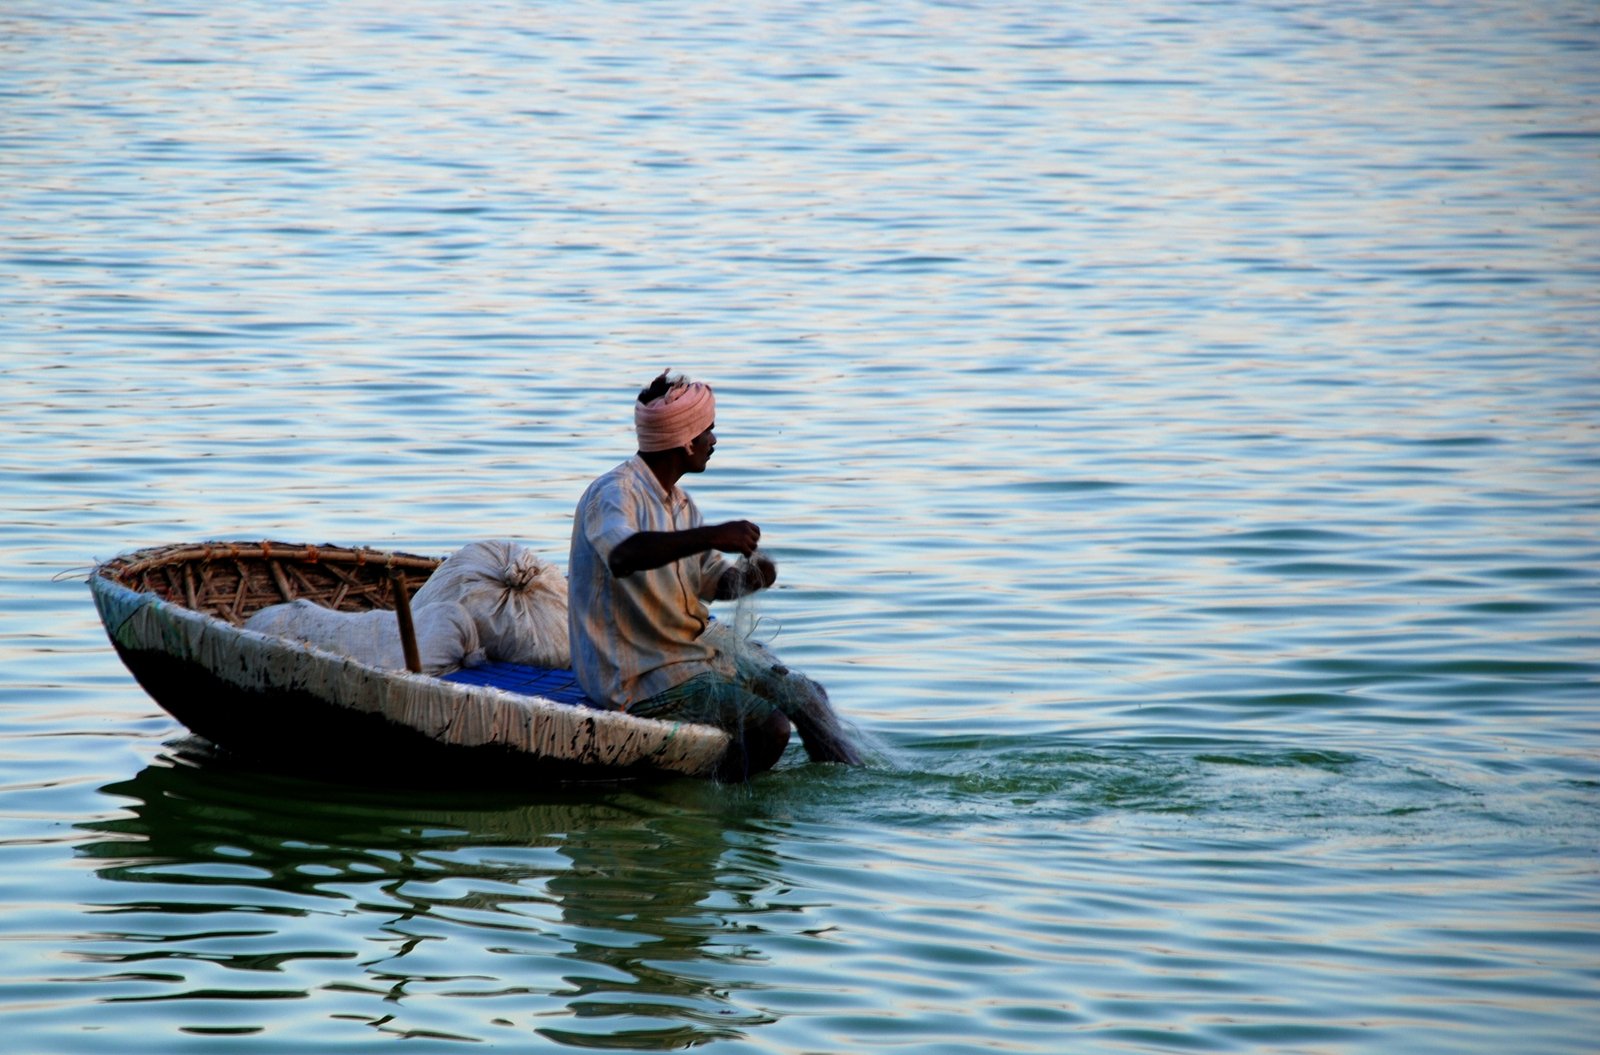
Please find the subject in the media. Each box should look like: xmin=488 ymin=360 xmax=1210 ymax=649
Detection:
xmin=635 ymin=375 xmax=716 ymax=453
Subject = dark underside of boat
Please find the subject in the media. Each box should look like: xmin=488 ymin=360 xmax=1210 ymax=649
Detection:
xmin=113 ymin=642 xmax=661 ymax=789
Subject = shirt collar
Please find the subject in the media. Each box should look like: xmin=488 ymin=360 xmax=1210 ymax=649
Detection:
xmin=627 ymin=453 xmax=682 ymax=506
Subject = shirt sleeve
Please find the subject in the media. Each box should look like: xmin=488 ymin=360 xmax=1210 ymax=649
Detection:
xmin=582 ymin=481 xmax=638 ymax=566
xmin=698 ymin=550 xmax=731 ymax=601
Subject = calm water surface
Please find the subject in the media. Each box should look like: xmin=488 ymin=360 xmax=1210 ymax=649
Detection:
xmin=2 ymin=2 xmax=1597 ymax=1052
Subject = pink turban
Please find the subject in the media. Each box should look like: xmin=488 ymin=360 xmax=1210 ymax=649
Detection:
xmin=635 ymin=376 xmax=716 ymax=453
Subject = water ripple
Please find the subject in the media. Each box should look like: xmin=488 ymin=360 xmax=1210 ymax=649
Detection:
xmin=3 ymin=0 xmax=1598 ymax=1051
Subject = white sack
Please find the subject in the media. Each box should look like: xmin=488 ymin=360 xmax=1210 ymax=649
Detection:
xmin=245 ymin=599 xmax=485 ymax=675
xmin=411 ymin=540 xmax=570 ymax=668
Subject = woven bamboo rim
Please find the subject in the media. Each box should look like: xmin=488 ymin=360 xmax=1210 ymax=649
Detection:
xmin=94 ymin=541 xmax=442 ymax=627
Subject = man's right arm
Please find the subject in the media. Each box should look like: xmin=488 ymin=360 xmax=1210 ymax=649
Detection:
xmin=607 ymin=520 xmax=761 ymax=578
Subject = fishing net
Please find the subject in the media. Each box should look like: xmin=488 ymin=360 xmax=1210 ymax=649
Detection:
xmin=711 ymin=551 xmax=864 ymax=767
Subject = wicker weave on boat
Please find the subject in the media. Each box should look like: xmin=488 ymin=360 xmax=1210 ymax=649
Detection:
xmin=89 ymin=541 xmax=729 ymax=778
xmin=96 ymin=541 xmax=441 ymax=626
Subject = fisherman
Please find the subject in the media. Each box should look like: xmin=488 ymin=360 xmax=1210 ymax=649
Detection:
xmin=567 ymin=370 xmax=862 ymax=779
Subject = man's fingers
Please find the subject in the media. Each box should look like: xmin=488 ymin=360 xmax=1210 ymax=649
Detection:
xmin=720 ymin=520 xmax=760 ymax=555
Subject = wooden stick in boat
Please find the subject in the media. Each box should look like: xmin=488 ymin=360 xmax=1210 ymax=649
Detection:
xmin=388 ymin=567 xmax=423 ymax=674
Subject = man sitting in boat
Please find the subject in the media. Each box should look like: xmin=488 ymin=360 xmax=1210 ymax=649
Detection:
xmin=567 ymin=370 xmax=862 ymax=779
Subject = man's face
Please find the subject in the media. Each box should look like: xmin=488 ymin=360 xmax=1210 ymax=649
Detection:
xmin=686 ymin=425 xmax=716 ymax=472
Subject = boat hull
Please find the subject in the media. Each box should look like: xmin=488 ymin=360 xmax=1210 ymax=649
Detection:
xmin=106 ymin=640 xmax=650 ymax=785
xmin=89 ymin=554 xmax=732 ymax=784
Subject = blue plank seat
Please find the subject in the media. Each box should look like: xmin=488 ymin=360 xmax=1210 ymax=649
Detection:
xmin=441 ymin=662 xmax=609 ymax=710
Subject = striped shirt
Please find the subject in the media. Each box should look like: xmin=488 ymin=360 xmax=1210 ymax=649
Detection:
xmin=567 ymin=455 xmax=734 ymax=709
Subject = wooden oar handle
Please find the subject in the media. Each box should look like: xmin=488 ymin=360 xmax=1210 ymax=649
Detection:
xmin=387 ymin=567 xmax=422 ymax=674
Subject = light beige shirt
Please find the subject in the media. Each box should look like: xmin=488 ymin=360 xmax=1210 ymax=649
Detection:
xmin=567 ymin=456 xmax=733 ymax=709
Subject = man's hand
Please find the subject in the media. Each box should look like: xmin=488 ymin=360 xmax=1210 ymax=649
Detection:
xmin=706 ymin=520 xmax=761 ymax=557
xmin=716 ymin=553 xmax=777 ymax=600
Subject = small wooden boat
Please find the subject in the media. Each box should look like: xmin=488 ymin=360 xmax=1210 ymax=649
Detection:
xmin=89 ymin=541 xmax=735 ymax=784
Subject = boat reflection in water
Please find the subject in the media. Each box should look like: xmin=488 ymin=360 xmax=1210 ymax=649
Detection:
xmin=75 ymin=745 xmax=794 ymax=1046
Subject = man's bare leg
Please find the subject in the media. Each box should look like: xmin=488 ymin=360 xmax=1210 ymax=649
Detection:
xmin=759 ymin=667 xmax=863 ymax=766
